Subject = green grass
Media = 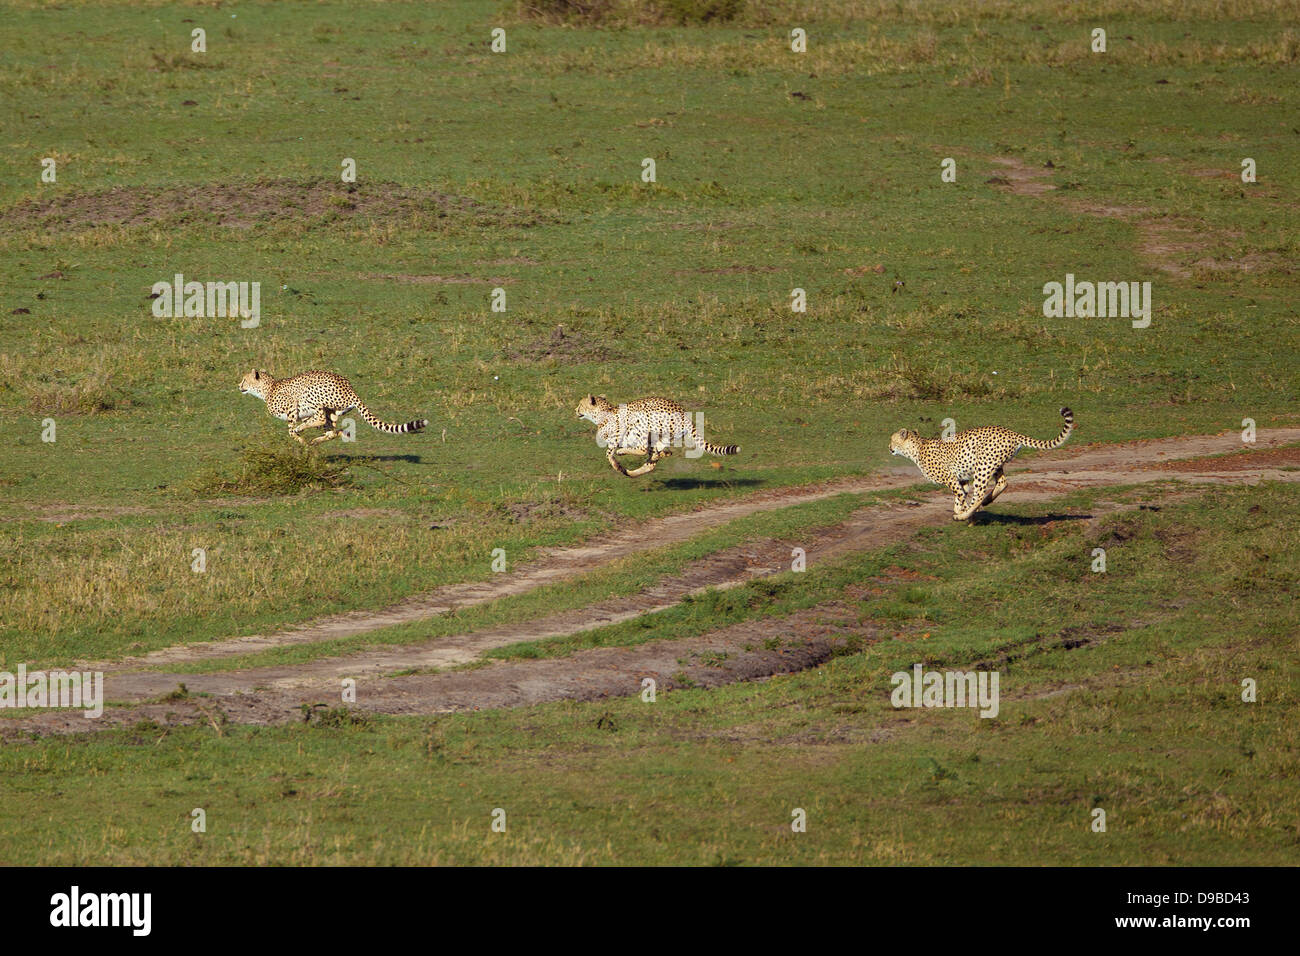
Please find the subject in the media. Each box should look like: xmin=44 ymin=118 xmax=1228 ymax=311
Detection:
xmin=3 ymin=0 xmax=1298 ymax=655
xmin=4 ymin=481 xmax=1294 ymax=864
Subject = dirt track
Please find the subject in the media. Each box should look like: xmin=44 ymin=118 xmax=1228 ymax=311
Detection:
xmin=985 ymin=153 xmax=1280 ymax=277
xmin=5 ymin=427 xmax=1298 ymax=736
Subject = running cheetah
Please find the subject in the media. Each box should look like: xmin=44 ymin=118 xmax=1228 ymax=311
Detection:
xmin=575 ymin=394 xmax=738 ymax=477
xmin=239 ymin=369 xmax=427 ymax=446
xmin=889 ymin=408 xmax=1074 ymax=520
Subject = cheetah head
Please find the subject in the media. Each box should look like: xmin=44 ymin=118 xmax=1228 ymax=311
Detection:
xmin=889 ymin=428 xmax=920 ymax=460
xmin=239 ymin=369 xmax=270 ymax=399
xmin=575 ymin=394 xmax=612 ymax=424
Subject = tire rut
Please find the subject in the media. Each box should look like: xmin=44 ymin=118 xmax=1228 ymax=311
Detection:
xmin=89 ymin=426 xmax=1300 ymax=671
xmin=6 ymin=429 xmax=1297 ymax=736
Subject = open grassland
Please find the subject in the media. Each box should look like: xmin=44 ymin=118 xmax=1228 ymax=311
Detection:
xmin=2 ymin=482 xmax=1295 ymax=864
xmin=2 ymin=0 xmax=1296 ymax=662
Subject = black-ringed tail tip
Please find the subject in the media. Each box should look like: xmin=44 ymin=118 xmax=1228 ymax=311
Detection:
xmin=1049 ymin=407 xmax=1075 ymax=448
xmin=365 ymin=414 xmax=428 ymax=434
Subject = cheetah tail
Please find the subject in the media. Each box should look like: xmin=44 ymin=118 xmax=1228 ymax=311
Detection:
xmin=356 ymin=403 xmax=428 ymax=435
xmin=1019 ymin=407 xmax=1074 ymax=451
xmin=698 ymin=439 xmax=740 ymax=457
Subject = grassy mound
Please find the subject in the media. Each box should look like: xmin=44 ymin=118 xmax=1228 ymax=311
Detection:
xmin=188 ymin=444 xmax=355 ymax=497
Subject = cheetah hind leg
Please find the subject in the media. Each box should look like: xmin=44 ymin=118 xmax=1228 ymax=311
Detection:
xmin=308 ymin=410 xmax=343 ymax=446
xmin=950 ymin=480 xmax=970 ymax=520
xmin=606 ymin=448 xmax=634 ymax=477
xmin=619 ymin=441 xmax=671 ymax=478
xmin=623 ymin=449 xmax=665 ymax=478
xmin=982 ymin=469 xmax=1009 ymax=506
xmin=290 ymin=409 xmax=328 ymax=445
xmin=955 ymin=474 xmax=995 ymax=521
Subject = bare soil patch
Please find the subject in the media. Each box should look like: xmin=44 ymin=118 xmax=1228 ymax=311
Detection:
xmin=504 ymin=498 xmax=592 ymax=523
xmin=319 ymin=508 xmax=406 ymax=520
xmin=365 ymin=273 xmax=516 ymax=284
xmin=22 ymin=503 xmax=155 ymax=523
xmin=502 ymin=324 xmax=613 ymax=363
xmin=673 ymin=265 xmax=781 ymax=275
xmin=986 ymin=157 xmax=1057 ymax=197
xmin=843 ymin=264 xmax=888 ymax=277
xmin=2 ymin=180 xmax=517 ymax=233
xmin=1137 ymin=219 xmax=1215 ymax=278
xmin=1152 ymin=443 xmax=1300 ymax=472
xmin=1191 ymin=253 xmax=1287 ymax=275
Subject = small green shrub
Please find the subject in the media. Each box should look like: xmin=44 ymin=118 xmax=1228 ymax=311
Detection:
xmin=188 ymin=444 xmax=354 ymax=497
